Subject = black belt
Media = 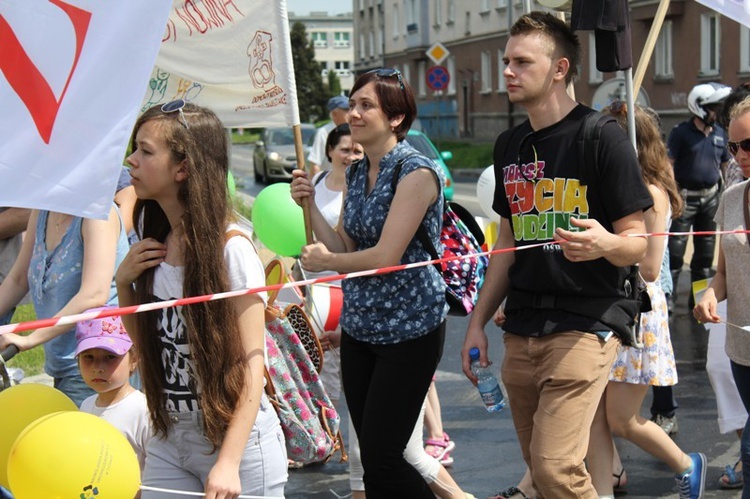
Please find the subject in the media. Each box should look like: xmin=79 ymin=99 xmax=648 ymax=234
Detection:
xmin=680 ymin=184 xmax=719 ymax=197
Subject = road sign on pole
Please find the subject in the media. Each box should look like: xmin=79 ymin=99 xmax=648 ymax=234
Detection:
xmin=426 ymin=42 xmax=450 ymax=65
xmin=426 ymin=65 xmax=450 ymax=91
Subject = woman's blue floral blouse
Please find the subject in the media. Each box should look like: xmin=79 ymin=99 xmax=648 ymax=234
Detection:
xmin=341 ymin=141 xmax=448 ymax=344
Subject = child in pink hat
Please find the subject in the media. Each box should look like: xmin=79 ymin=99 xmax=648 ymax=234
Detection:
xmin=76 ymin=306 xmax=151 ymax=474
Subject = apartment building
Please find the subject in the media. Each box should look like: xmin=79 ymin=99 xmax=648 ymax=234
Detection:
xmin=354 ymin=0 xmax=750 ymax=139
xmin=290 ymin=10 xmax=356 ymax=94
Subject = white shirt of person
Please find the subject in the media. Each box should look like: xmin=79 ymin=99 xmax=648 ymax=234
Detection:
xmin=80 ymin=390 xmax=152 ymax=472
xmin=307 ymin=122 xmax=336 ymax=172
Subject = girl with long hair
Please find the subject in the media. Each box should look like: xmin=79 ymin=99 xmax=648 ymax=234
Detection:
xmin=115 ymin=101 xmax=287 ymax=498
xmin=587 ymin=103 xmax=707 ymax=499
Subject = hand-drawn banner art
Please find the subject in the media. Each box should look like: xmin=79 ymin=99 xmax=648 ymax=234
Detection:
xmin=0 ymin=0 xmax=172 ymax=219
xmin=146 ymin=0 xmax=300 ymax=128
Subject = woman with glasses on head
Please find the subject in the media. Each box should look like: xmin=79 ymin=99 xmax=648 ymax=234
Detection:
xmin=586 ymin=103 xmax=710 ymax=499
xmin=115 ymin=101 xmax=287 ymax=498
xmin=291 ymin=69 xmax=449 ymax=498
xmin=695 ymin=96 xmax=750 ymax=498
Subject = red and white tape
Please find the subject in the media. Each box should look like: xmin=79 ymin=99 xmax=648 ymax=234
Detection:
xmin=1 ymin=229 xmax=747 ymax=336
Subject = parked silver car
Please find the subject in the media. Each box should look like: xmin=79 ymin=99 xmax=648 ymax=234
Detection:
xmin=253 ymin=125 xmax=316 ymax=183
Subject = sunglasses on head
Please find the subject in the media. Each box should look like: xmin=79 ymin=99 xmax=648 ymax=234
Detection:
xmin=728 ymin=138 xmax=750 ymax=156
xmin=161 ymin=99 xmax=189 ymax=129
xmin=367 ymin=68 xmax=405 ymax=91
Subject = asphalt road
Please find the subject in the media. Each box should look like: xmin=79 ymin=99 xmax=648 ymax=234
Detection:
xmin=230 ymin=142 xmax=742 ymax=499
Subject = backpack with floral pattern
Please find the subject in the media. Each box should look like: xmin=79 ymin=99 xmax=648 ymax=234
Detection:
xmin=390 ymin=158 xmax=489 ymax=316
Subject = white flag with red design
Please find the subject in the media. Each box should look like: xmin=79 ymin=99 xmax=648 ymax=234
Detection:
xmin=0 ymin=0 xmax=172 ymax=219
xmin=146 ymin=0 xmax=300 ymax=128
xmin=695 ymin=0 xmax=750 ymax=28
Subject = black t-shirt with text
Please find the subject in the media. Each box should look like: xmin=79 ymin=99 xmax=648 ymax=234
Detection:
xmin=492 ymin=105 xmax=653 ymax=337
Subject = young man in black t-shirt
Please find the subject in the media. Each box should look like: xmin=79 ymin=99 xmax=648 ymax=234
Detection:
xmin=459 ymin=12 xmax=683 ymax=499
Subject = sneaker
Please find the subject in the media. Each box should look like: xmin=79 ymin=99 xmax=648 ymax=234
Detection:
xmin=652 ymin=414 xmax=678 ymax=435
xmin=675 ymin=452 xmax=706 ymax=499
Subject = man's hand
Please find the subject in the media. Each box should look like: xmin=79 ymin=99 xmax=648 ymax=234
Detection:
xmin=554 ymin=217 xmax=616 ymax=262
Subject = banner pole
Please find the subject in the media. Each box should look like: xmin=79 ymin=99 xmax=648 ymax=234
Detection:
xmin=292 ymin=124 xmax=314 ymax=244
xmin=634 ymin=0 xmax=671 ymax=96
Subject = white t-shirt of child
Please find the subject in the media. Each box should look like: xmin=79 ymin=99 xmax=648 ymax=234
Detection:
xmin=80 ymin=390 xmax=151 ymax=472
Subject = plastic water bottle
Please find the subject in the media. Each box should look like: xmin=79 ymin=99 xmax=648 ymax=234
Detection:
xmin=469 ymin=347 xmax=506 ymax=412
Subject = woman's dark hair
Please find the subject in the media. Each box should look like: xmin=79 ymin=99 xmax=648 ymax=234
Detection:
xmin=129 ymin=102 xmax=246 ymax=450
xmin=325 ymin=123 xmax=352 ymax=163
xmin=349 ymin=69 xmax=417 ymax=141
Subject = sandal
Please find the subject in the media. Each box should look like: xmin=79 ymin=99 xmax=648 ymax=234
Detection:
xmin=424 ymin=433 xmax=456 ymax=462
xmin=487 ymin=486 xmax=529 ymax=499
xmin=613 ymin=468 xmax=627 ymax=494
xmin=718 ymin=460 xmax=743 ymax=489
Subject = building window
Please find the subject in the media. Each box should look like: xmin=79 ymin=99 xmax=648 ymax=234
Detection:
xmin=359 ymin=33 xmax=366 ymax=60
xmin=465 ymin=11 xmax=471 ymax=35
xmin=481 ymin=50 xmax=491 ymax=93
xmin=392 ymin=4 xmax=400 ymax=38
xmin=311 ymin=32 xmax=327 ymax=49
xmin=655 ymin=20 xmax=673 ymax=78
xmin=405 ymin=0 xmax=418 ymax=33
xmin=369 ymin=31 xmax=375 ymax=58
xmin=497 ymin=49 xmax=506 ymax=92
xmin=447 ymin=56 xmax=456 ymax=95
xmin=334 ymin=61 xmax=351 ymax=75
xmin=418 ymin=60 xmax=427 ymax=97
xmin=497 ymin=0 xmax=508 ymax=8
xmin=320 ymin=61 xmax=328 ymax=77
xmin=700 ymin=12 xmax=720 ymax=75
xmin=588 ymin=33 xmax=603 ymax=84
xmin=434 ymin=0 xmax=442 ymax=27
xmin=403 ymin=63 xmax=411 ymax=87
xmin=481 ymin=0 xmax=490 ymax=12
xmin=377 ymin=31 xmax=383 ymax=56
xmin=334 ymin=32 xmax=350 ymax=48
xmin=447 ymin=0 xmax=455 ymax=25
xmin=741 ymin=26 xmax=750 ymax=73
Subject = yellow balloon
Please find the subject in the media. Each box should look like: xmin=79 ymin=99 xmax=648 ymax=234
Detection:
xmin=8 ymin=411 xmax=140 ymax=499
xmin=0 ymin=383 xmax=76 ymax=488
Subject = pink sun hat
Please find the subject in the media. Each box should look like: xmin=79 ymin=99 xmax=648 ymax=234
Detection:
xmin=74 ymin=306 xmax=132 ymax=356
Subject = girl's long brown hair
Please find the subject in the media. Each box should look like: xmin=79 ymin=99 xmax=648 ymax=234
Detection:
xmin=606 ymin=103 xmax=683 ymax=217
xmin=130 ymin=104 xmax=245 ymax=448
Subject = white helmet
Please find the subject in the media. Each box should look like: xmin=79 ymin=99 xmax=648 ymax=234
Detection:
xmin=687 ymin=82 xmax=731 ymax=120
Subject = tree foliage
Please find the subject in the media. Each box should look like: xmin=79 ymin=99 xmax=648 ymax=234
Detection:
xmin=290 ymin=22 xmax=327 ymax=123
xmin=327 ymin=70 xmax=342 ymax=98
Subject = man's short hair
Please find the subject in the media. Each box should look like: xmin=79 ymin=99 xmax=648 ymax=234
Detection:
xmin=511 ymin=11 xmax=580 ymax=85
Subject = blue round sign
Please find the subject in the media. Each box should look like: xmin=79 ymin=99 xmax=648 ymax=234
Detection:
xmin=426 ymin=65 xmax=450 ymax=91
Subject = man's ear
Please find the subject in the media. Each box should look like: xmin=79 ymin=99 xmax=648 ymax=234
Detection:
xmin=554 ymin=57 xmax=570 ymax=82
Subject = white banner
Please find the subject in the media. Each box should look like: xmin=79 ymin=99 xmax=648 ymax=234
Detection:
xmin=145 ymin=0 xmax=300 ymax=128
xmin=695 ymin=0 xmax=750 ymax=28
xmin=0 ymin=0 xmax=172 ymax=220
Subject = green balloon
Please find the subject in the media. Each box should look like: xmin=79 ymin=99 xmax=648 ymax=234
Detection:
xmin=251 ymin=183 xmax=306 ymax=257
